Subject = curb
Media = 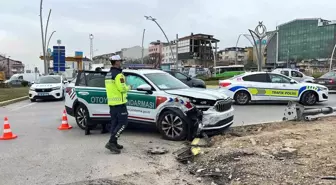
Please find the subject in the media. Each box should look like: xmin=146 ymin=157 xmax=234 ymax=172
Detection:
xmin=0 ymin=96 xmax=29 ymax=107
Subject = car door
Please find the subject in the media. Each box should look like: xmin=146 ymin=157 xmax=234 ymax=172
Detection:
xmin=291 ymin=70 xmax=304 ymax=82
xmin=75 ymin=71 xmax=109 ymax=118
xmin=124 ymin=73 xmax=158 ymax=123
xmin=241 ymin=73 xmax=271 ymax=101
xmin=173 ymin=72 xmax=190 ymax=86
xmin=268 ymin=73 xmax=300 ymax=101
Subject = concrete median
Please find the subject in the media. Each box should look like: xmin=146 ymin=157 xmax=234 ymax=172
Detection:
xmin=0 ymin=96 xmax=29 ymax=107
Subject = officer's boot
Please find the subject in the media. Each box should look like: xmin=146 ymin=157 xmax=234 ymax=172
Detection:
xmin=105 ymin=142 xmax=121 ymax=154
xmin=116 ymin=140 xmax=123 ymax=149
xmin=85 ymin=127 xmax=91 ymax=135
xmin=101 ymin=124 xmax=109 ymax=134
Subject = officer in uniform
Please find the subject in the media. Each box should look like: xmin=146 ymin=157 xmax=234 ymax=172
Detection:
xmin=104 ymin=55 xmax=130 ymax=154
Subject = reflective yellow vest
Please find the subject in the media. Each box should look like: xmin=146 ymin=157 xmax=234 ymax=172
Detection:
xmin=105 ymin=68 xmax=130 ymax=106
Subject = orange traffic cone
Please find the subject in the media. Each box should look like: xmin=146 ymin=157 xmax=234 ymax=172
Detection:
xmin=0 ymin=117 xmax=18 ymax=140
xmin=58 ymin=110 xmax=73 ymax=130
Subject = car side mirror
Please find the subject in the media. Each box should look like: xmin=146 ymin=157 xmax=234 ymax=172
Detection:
xmin=290 ymin=79 xmax=296 ymax=84
xmin=63 ymin=80 xmax=68 ymax=84
xmin=136 ymin=84 xmax=152 ymax=94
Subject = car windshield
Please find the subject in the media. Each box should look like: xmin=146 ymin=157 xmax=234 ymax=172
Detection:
xmin=36 ymin=76 xmax=61 ymax=84
xmin=320 ymin=71 xmax=336 ymax=78
xmin=145 ymin=73 xmax=189 ymax=90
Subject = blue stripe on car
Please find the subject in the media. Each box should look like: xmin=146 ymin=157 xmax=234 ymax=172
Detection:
xmin=229 ymin=86 xmax=247 ymax=92
xmin=298 ymin=86 xmax=306 ymax=95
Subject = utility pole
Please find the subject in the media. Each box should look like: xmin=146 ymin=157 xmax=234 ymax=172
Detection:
xmin=144 ymin=16 xmax=175 ymax=68
xmin=287 ymin=49 xmax=289 ymax=68
xmin=7 ymin=56 xmax=10 ymax=78
xmin=176 ymin=34 xmax=179 ymax=70
xmin=141 ymin=29 xmax=146 ymax=64
xmin=89 ymin=34 xmax=94 ymax=60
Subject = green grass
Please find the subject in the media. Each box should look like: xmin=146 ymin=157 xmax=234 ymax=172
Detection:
xmin=205 ymin=80 xmax=219 ymax=86
xmin=0 ymin=87 xmax=29 ymax=102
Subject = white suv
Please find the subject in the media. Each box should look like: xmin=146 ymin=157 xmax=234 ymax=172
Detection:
xmin=29 ymin=75 xmax=68 ymax=102
xmin=65 ymin=69 xmax=234 ymax=141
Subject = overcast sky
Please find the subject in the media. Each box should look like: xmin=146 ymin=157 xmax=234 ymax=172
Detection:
xmin=1 ymin=0 xmax=335 ymax=71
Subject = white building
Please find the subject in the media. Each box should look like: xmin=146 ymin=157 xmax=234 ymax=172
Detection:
xmin=121 ymin=46 xmax=148 ymax=60
xmin=162 ymin=44 xmax=177 ymax=65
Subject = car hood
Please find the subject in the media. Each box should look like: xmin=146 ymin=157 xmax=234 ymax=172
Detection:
xmin=32 ymin=83 xmax=62 ymax=89
xmin=165 ymin=88 xmax=228 ymax=100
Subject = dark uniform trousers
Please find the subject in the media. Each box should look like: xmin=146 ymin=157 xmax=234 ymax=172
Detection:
xmin=109 ymin=104 xmax=128 ymax=143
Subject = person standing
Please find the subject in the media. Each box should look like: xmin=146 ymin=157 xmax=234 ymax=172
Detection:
xmin=104 ymin=55 xmax=130 ymax=154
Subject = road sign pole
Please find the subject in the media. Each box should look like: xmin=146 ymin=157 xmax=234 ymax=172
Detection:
xmin=58 ymin=44 xmax=60 ymax=73
xmin=57 ymin=39 xmax=61 ymax=74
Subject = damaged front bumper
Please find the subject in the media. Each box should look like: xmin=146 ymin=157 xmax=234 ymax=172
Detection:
xmin=199 ymin=107 xmax=234 ymax=135
xmin=185 ymin=106 xmax=234 ymax=138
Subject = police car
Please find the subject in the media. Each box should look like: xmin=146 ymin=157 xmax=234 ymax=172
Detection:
xmin=218 ymin=72 xmax=328 ymax=106
xmin=65 ymin=69 xmax=234 ymax=141
xmin=29 ymin=75 xmax=68 ymax=102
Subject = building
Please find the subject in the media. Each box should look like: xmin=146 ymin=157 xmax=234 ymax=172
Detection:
xmin=93 ymin=45 xmax=148 ymax=67
xmin=267 ymin=18 xmax=336 ymax=68
xmin=218 ymin=47 xmax=248 ymax=65
xmin=177 ymin=33 xmax=219 ymax=68
xmin=0 ymin=55 xmax=25 ymax=78
xmin=162 ymin=43 xmax=177 ymax=70
xmin=120 ymin=46 xmax=148 ymax=61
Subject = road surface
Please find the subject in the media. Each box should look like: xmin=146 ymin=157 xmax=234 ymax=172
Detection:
xmin=1 ymin=96 xmax=336 ymax=184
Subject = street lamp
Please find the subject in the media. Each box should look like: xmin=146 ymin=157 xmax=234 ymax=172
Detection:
xmin=46 ymin=31 xmax=56 ymax=52
xmin=144 ymin=15 xmax=177 ymax=69
xmin=39 ymin=0 xmax=53 ymax=74
xmin=89 ymin=34 xmax=94 ymax=60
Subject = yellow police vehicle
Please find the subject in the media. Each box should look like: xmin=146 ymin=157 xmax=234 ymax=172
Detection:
xmin=65 ymin=69 xmax=234 ymax=141
xmin=219 ymin=72 xmax=328 ymax=106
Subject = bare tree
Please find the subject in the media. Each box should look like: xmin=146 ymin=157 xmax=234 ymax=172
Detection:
xmin=145 ymin=53 xmax=164 ymax=68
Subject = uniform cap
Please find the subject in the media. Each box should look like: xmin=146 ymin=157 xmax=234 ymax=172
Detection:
xmin=109 ymin=55 xmax=124 ymax=61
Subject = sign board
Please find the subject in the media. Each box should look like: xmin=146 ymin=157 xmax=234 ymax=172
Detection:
xmin=255 ymin=40 xmax=267 ymax=45
xmin=75 ymin=51 xmax=83 ymax=58
xmin=53 ymin=46 xmax=66 ymax=72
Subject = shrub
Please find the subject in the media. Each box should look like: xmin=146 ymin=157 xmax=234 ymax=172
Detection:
xmin=21 ymin=81 xmax=29 ymax=87
xmin=200 ymin=76 xmax=231 ymax=81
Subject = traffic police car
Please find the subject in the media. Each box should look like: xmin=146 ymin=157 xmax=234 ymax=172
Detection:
xmin=29 ymin=75 xmax=68 ymax=102
xmin=65 ymin=69 xmax=234 ymax=141
xmin=219 ymin=72 xmax=328 ymax=106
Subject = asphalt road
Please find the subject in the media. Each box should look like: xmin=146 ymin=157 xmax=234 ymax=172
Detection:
xmin=1 ymin=96 xmax=336 ymax=184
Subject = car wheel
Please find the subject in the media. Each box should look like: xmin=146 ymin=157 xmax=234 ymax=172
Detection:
xmin=157 ymin=110 xmax=187 ymax=141
xmin=75 ymin=103 xmax=96 ymax=130
xmin=301 ymin=91 xmax=318 ymax=106
xmin=234 ymin=90 xmax=251 ymax=105
xmin=30 ymin=99 xmax=36 ymax=102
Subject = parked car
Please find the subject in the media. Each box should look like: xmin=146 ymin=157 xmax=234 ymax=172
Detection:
xmin=5 ymin=73 xmax=40 ymax=87
xmin=313 ymin=71 xmax=336 ymax=90
xmin=272 ymin=68 xmax=314 ymax=83
xmin=29 ymin=75 xmax=69 ymax=102
xmin=218 ymin=72 xmax=328 ymax=106
xmin=65 ymin=69 xmax=234 ymax=141
xmin=164 ymin=70 xmax=206 ymax=88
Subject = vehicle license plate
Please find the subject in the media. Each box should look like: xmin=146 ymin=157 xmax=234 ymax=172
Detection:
xmin=38 ymin=93 xmax=49 ymax=96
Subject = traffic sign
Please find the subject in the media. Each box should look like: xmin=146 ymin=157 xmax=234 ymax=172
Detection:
xmin=53 ymin=46 xmax=66 ymax=72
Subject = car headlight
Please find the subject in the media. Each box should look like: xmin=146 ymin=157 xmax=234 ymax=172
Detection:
xmin=52 ymin=86 xmax=61 ymax=90
xmin=29 ymin=87 xmax=35 ymax=91
xmin=320 ymin=87 xmax=328 ymax=91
